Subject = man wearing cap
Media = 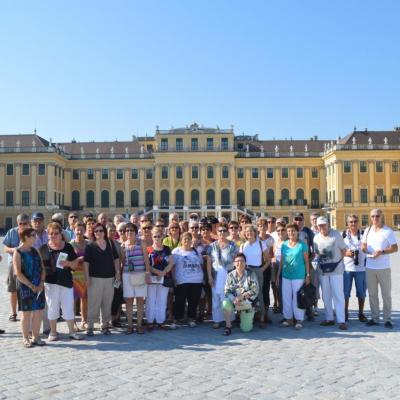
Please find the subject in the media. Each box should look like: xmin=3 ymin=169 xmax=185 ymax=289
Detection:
xmin=3 ymin=213 xmax=31 ymax=321
xmin=313 ymin=216 xmax=347 ymax=330
xmin=31 ymin=212 xmax=48 ymax=249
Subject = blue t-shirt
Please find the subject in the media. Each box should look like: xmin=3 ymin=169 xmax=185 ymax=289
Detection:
xmin=281 ymin=240 xmax=307 ymax=280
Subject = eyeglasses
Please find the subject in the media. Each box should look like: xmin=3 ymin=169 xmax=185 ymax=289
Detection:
xmin=371 ymin=215 xmax=381 ymax=218
xmin=18 ymin=222 xmax=29 ymax=226
xmin=69 ymin=215 xmax=78 ymax=219
xmin=49 ymin=231 xmax=60 ymax=236
xmin=118 ymin=230 xmax=126 ymax=233
xmin=126 ymin=229 xmax=136 ymax=232
xmin=94 ymin=229 xmax=104 ymax=234
xmin=229 ymin=226 xmax=239 ymax=230
xmin=190 ymin=226 xmax=199 ymax=230
xmin=155 ymin=225 xmax=164 ymax=228
xmin=143 ymin=227 xmax=152 ymax=230
xmin=348 ymin=220 xmax=358 ymax=224
xmin=294 ymin=217 xmax=303 ymax=222
xmin=153 ymin=235 xmax=162 ymax=239
xmin=218 ymin=230 xmax=227 ymax=233
xmin=201 ymin=228 xmax=210 ymax=232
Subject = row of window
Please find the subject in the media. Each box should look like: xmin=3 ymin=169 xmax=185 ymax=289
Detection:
xmin=237 ymin=167 xmax=319 ymax=179
xmin=327 ymin=160 xmax=400 ymax=175
xmin=6 ymin=164 xmax=47 ymax=176
xmin=327 ymin=188 xmax=400 ymax=204
xmin=160 ymin=137 xmax=229 ymax=151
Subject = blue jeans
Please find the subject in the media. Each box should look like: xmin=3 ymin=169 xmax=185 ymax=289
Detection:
xmin=343 ymin=271 xmax=366 ymax=299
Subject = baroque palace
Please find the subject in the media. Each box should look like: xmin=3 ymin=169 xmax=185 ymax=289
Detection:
xmin=0 ymin=123 xmax=399 ymax=231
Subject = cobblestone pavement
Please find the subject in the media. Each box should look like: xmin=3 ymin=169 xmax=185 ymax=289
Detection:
xmin=1 ymin=236 xmax=400 ymax=399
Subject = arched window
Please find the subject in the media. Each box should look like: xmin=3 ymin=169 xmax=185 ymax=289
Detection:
xmin=237 ymin=189 xmax=245 ymax=207
xmin=206 ymin=189 xmax=215 ymax=207
xmin=145 ymin=190 xmax=153 ymax=207
xmin=176 ymin=189 xmax=184 ymax=208
xmin=101 ymin=190 xmax=109 ymax=208
xmin=281 ymin=188 xmax=289 ymax=206
xmin=191 ymin=189 xmax=200 ymax=206
xmin=266 ymin=189 xmax=274 ymax=206
xmin=130 ymin=190 xmax=139 ymax=207
xmin=296 ymin=188 xmax=305 ymax=205
xmin=311 ymin=188 xmax=320 ymax=208
xmin=72 ymin=190 xmax=80 ymax=210
xmin=160 ymin=190 xmax=169 ymax=207
xmin=221 ymin=189 xmax=230 ymax=207
xmin=252 ymin=189 xmax=260 ymax=206
xmin=116 ymin=190 xmax=124 ymax=208
xmin=86 ymin=190 xmax=94 ymax=208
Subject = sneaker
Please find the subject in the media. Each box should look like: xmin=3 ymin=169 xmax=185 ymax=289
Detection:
xmin=384 ymin=321 xmax=393 ymax=329
xmin=101 ymin=328 xmax=111 ymax=335
xmin=43 ymin=329 xmax=51 ymax=336
xmin=86 ymin=329 xmax=94 ymax=337
xmin=189 ymin=321 xmax=197 ymax=328
xmin=169 ymin=323 xmax=177 ymax=330
xmin=212 ymin=323 xmax=221 ymax=329
xmin=47 ymin=333 xmax=58 ymax=342
xmin=294 ymin=322 xmax=303 ymax=330
xmin=320 ymin=320 xmax=335 ymax=326
xmin=339 ymin=323 xmax=348 ymax=330
xmin=366 ymin=319 xmax=379 ymax=326
xmin=358 ymin=314 xmax=368 ymax=323
xmin=280 ymin=320 xmax=292 ymax=327
xmin=69 ymin=333 xmax=83 ymax=340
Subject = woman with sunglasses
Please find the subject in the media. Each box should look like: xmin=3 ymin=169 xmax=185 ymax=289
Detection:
xmin=84 ymin=223 xmax=120 ymax=336
xmin=146 ymin=228 xmax=173 ymax=329
xmin=13 ymin=228 xmax=46 ymax=347
xmin=163 ymin=222 xmax=181 ymax=251
xmin=171 ymin=232 xmax=204 ymax=328
xmin=71 ymin=222 xmax=90 ymax=330
xmin=277 ymin=224 xmax=310 ymax=330
xmin=206 ymin=224 xmax=237 ymax=329
xmin=39 ymin=222 xmax=81 ymax=341
xmin=122 ymin=223 xmax=151 ymax=334
xmin=227 ymin=221 xmax=244 ymax=248
xmin=141 ymin=222 xmax=154 ymax=247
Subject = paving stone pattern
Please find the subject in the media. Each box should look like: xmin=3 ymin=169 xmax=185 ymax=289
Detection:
xmin=1 ymin=235 xmax=400 ymax=399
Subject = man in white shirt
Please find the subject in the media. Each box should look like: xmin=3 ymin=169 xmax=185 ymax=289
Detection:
xmin=361 ymin=209 xmax=398 ymax=328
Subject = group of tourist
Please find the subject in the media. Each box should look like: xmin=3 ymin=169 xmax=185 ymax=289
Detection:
xmin=1 ymin=207 xmax=397 ymax=346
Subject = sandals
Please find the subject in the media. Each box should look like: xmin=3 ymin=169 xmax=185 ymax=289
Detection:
xmin=31 ymin=338 xmax=46 ymax=346
xmin=69 ymin=333 xmax=83 ymax=340
xmin=23 ymin=339 xmax=33 ymax=348
xmin=272 ymin=306 xmax=280 ymax=314
xmin=9 ymin=314 xmax=18 ymax=322
xmin=125 ymin=326 xmax=133 ymax=335
xmin=223 ymin=327 xmax=232 ymax=336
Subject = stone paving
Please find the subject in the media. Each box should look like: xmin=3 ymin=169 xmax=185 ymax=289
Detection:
xmin=0 ymin=235 xmax=400 ymax=399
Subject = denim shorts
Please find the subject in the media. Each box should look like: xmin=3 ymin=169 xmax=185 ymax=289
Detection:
xmin=343 ymin=271 xmax=366 ymax=299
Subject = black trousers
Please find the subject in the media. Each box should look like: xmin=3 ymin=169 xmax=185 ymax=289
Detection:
xmin=173 ymin=283 xmax=202 ymax=320
xmin=262 ymin=266 xmax=272 ymax=308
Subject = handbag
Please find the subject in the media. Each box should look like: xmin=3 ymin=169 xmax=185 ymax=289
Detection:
xmin=163 ymin=275 xmax=175 ymax=288
xmin=129 ymin=272 xmax=146 ymax=286
xmin=297 ymin=283 xmax=317 ymax=310
xmin=319 ymin=259 xmax=342 ymax=273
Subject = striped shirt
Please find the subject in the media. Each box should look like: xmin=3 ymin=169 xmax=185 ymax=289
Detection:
xmin=124 ymin=240 xmax=145 ymax=273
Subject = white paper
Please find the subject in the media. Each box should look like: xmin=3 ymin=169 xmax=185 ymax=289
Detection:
xmin=56 ymin=252 xmax=68 ymax=269
xmin=150 ymin=275 xmax=164 ymax=284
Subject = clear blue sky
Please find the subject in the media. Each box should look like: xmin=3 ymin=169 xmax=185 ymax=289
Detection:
xmin=0 ymin=0 xmax=399 ymax=142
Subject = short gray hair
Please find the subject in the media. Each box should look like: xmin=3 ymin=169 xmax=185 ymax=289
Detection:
xmin=16 ymin=213 xmax=30 ymax=223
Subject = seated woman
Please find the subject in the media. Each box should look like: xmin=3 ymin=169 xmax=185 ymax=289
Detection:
xmin=222 ymin=253 xmax=259 ymax=336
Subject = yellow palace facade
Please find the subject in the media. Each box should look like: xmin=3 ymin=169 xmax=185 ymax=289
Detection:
xmin=0 ymin=123 xmax=399 ymax=231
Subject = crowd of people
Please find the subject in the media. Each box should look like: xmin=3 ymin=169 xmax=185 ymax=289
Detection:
xmin=1 ymin=207 xmax=398 ymax=346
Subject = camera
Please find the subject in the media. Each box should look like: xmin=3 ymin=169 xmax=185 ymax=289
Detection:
xmin=352 ymin=250 xmax=359 ymax=266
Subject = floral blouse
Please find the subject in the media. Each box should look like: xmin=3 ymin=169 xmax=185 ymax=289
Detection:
xmin=224 ymin=268 xmax=259 ymax=302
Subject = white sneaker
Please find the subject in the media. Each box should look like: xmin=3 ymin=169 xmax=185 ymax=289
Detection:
xmin=295 ymin=322 xmax=303 ymax=330
xmin=47 ymin=333 xmax=58 ymax=342
xmin=169 ymin=323 xmax=177 ymax=330
xmin=189 ymin=321 xmax=197 ymax=328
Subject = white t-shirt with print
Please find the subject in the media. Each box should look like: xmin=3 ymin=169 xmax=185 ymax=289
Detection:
xmin=361 ymin=226 xmax=397 ymax=270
